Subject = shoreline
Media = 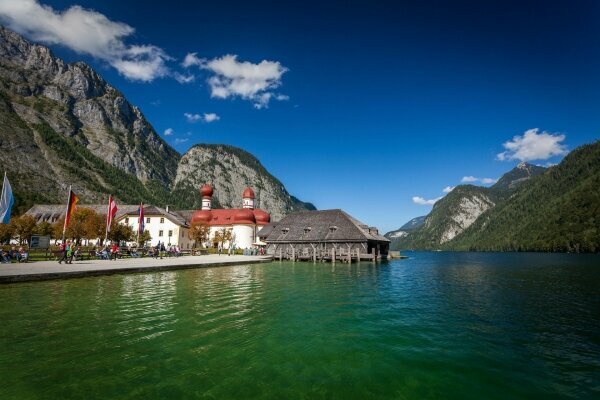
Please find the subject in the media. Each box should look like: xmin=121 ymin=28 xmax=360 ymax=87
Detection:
xmin=0 ymin=255 xmax=273 ymax=284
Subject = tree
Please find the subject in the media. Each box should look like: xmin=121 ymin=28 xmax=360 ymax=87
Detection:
xmin=66 ymin=208 xmax=99 ymax=244
xmin=34 ymin=221 xmax=53 ymax=236
xmin=84 ymin=212 xmax=105 ymax=243
xmin=0 ymin=223 xmax=14 ymax=244
xmin=107 ymin=222 xmax=133 ymax=244
xmin=9 ymin=215 xmax=37 ymax=245
xmin=189 ymin=221 xmax=210 ymax=248
xmin=138 ymin=230 xmax=152 ymax=246
xmin=213 ymin=227 xmax=232 ymax=249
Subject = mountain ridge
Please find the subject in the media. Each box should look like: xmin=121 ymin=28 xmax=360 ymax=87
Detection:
xmin=0 ymin=25 xmax=314 ymax=217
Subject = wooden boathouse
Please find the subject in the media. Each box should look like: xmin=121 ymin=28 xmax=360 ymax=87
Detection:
xmin=261 ymin=209 xmax=390 ymax=262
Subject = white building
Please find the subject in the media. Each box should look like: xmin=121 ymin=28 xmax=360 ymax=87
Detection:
xmin=117 ymin=205 xmax=193 ymax=249
xmin=190 ymin=185 xmax=271 ymax=250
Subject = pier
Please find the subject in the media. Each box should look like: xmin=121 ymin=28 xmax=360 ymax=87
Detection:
xmin=0 ymin=255 xmax=273 ymax=283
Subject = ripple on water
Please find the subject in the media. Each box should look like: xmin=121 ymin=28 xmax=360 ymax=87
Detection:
xmin=0 ymin=254 xmax=599 ymax=399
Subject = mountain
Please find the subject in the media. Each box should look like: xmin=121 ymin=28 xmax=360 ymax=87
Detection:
xmin=491 ymin=161 xmax=546 ymax=193
xmin=172 ymin=144 xmax=315 ymax=221
xmin=448 ymin=142 xmax=600 ymax=252
xmin=384 ymin=216 xmax=426 ymax=239
xmin=0 ymin=26 xmax=314 ymax=217
xmin=392 ymin=162 xmax=547 ymax=250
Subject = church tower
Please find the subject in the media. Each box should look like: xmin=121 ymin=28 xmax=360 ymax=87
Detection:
xmin=200 ymin=184 xmax=213 ymax=210
xmin=242 ymin=187 xmax=255 ymax=209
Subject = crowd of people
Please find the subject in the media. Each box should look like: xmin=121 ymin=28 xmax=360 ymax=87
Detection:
xmin=1 ymin=241 xmax=267 ymax=265
xmin=0 ymin=246 xmax=29 ymax=263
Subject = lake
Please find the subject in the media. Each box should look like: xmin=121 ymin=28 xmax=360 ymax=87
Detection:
xmin=0 ymin=252 xmax=599 ymax=399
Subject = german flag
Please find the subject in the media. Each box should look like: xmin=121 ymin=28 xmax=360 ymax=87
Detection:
xmin=63 ymin=188 xmax=79 ymax=236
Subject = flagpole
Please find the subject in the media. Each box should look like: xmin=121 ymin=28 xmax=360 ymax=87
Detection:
xmin=104 ymin=194 xmax=110 ymax=244
xmin=62 ymin=185 xmax=71 ymax=243
xmin=137 ymin=202 xmax=141 ymax=245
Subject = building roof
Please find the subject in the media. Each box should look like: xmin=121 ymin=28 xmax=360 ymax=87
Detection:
xmin=257 ymin=222 xmax=278 ymax=238
xmin=25 ymin=204 xmax=139 ymax=223
xmin=264 ymin=209 xmax=390 ymax=243
xmin=191 ymin=208 xmax=271 ymax=226
xmin=25 ymin=204 xmax=189 ymax=227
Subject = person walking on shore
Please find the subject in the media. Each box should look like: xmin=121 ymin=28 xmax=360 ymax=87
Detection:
xmin=160 ymin=242 xmax=166 ymax=259
xmin=66 ymin=241 xmax=73 ymax=264
xmin=58 ymin=241 xmax=67 ymax=264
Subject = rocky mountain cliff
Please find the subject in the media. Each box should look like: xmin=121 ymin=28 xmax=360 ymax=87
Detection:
xmin=392 ymin=162 xmax=546 ymax=250
xmin=0 ymin=26 xmax=314 ymax=217
xmin=172 ymin=144 xmax=315 ymax=221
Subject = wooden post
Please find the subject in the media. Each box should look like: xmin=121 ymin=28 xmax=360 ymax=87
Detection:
xmin=356 ymin=247 xmax=360 ymax=263
xmin=332 ymin=247 xmax=336 ymax=264
xmin=311 ymin=243 xmax=316 ymax=262
xmin=291 ymin=245 xmax=295 ymax=262
xmin=346 ymin=243 xmax=352 ymax=263
xmin=279 ymin=246 xmax=282 ymax=261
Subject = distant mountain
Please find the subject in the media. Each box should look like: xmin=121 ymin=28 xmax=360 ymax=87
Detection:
xmin=384 ymin=216 xmax=426 ymax=239
xmin=0 ymin=26 xmax=314 ymax=217
xmin=172 ymin=144 xmax=316 ymax=221
xmin=491 ymin=161 xmax=546 ymax=192
xmin=448 ymin=141 xmax=600 ymax=252
xmin=392 ymin=162 xmax=547 ymax=250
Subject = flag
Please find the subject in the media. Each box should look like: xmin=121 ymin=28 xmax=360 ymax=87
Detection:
xmin=138 ymin=203 xmax=145 ymax=234
xmin=0 ymin=173 xmax=14 ymax=224
xmin=106 ymin=195 xmax=118 ymax=233
xmin=63 ymin=188 xmax=79 ymax=234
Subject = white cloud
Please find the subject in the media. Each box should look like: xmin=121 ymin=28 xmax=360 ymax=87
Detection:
xmin=0 ymin=0 xmax=171 ymax=81
xmin=461 ymin=176 xmax=497 ymax=185
xmin=184 ymin=113 xmax=202 ymax=123
xmin=497 ymin=128 xmax=568 ymax=161
xmin=203 ymin=113 xmax=219 ymax=123
xmin=164 ymin=128 xmax=174 ymax=136
xmin=181 ymin=52 xmax=205 ymax=68
xmin=173 ymin=72 xmax=195 ymax=84
xmin=442 ymin=186 xmax=455 ymax=193
xmin=185 ymin=112 xmax=220 ymax=123
xmin=199 ymin=54 xmax=288 ymax=108
xmin=412 ymin=196 xmax=443 ymax=205
xmin=174 ymin=138 xmax=189 ymax=145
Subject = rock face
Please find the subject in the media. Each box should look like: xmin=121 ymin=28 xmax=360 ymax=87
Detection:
xmin=0 ymin=26 xmax=314 ymax=216
xmin=0 ymin=25 xmax=179 ymax=186
xmin=438 ymin=194 xmax=495 ymax=243
xmin=173 ymin=144 xmax=315 ymax=221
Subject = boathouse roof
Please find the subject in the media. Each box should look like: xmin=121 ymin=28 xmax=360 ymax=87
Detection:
xmin=264 ymin=209 xmax=390 ymax=243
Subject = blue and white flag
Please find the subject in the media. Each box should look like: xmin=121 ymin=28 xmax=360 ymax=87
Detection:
xmin=0 ymin=173 xmax=14 ymax=224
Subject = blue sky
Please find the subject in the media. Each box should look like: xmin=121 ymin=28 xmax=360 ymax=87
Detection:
xmin=1 ymin=0 xmax=599 ymax=232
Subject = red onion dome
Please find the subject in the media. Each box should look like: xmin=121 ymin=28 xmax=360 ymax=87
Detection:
xmin=253 ymin=209 xmax=270 ymax=224
xmin=191 ymin=210 xmax=212 ymax=223
xmin=200 ymin=184 xmax=213 ymax=198
xmin=242 ymin=187 xmax=255 ymax=199
xmin=233 ymin=209 xmax=256 ymax=224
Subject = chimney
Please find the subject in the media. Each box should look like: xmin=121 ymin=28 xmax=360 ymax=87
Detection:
xmin=166 ymin=205 xmax=169 ymax=213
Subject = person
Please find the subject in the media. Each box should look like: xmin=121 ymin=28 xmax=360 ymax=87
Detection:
xmin=18 ymin=246 xmax=28 ymax=263
xmin=160 ymin=242 xmax=166 ymax=259
xmin=111 ymin=242 xmax=119 ymax=260
xmin=0 ymin=249 xmax=9 ymax=263
xmin=154 ymin=242 xmax=160 ymax=259
xmin=65 ymin=241 xmax=73 ymax=264
xmin=58 ymin=241 xmax=67 ymax=264
xmin=100 ymin=246 xmax=109 ymax=260
xmin=217 ymin=244 xmax=222 ymax=256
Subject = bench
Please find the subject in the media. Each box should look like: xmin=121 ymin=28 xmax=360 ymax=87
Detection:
xmin=192 ymin=249 xmax=209 ymax=256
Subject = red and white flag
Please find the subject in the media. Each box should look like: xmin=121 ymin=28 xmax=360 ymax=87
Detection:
xmin=106 ymin=195 xmax=118 ymax=234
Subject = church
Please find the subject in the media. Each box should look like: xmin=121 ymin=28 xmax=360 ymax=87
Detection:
xmin=190 ymin=184 xmax=271 ymax=249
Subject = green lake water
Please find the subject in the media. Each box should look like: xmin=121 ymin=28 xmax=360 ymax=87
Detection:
xmin=1 ymin=252 xmax=599 ymax=399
